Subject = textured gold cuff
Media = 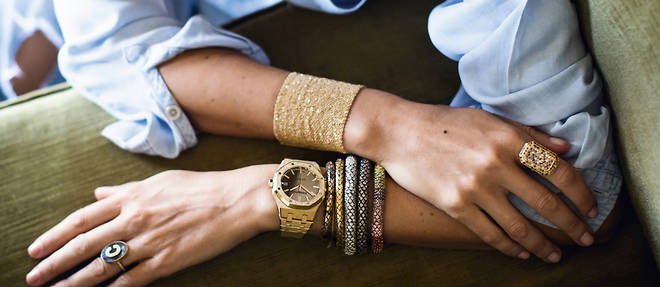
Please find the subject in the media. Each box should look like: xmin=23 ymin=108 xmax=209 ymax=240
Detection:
xmin=273 ymin=72 xmax=364 ymax=153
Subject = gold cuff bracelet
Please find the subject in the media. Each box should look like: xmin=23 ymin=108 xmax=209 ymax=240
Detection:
xmin=273 ymin=72 xmax=363 ymax=153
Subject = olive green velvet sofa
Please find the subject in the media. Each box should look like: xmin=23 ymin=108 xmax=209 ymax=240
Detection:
xmin=1 ymin=0 xmax=659 ymax=285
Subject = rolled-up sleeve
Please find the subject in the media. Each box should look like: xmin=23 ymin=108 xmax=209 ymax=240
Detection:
xmin=53 ymin=0 xmax=269 ymax=158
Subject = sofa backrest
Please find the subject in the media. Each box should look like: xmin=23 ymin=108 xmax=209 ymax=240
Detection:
xmin=575 ymin=0 xmax=660 ymax=265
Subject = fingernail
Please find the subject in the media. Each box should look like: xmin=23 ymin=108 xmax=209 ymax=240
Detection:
xmin=517 ymin=251 xmax=530 ymax=259
xmin=547 ymin=252 xmax=561 ymax=263
xmin=549 ymin=137 xmax=567 ymax=146
xmin=580 ymin=232 xmax=594 ymax=246
xmin=28 ymin=242 xmax=41 ymax=257
xmin=588 ymin=207 xmax=598 ymax=218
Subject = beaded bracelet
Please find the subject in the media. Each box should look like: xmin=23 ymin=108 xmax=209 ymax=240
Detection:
xmin=334 ymin=158 xmax=345 ymax=248
xmin=371 ymin=164 xmax=386 ymax=254
xmin=343 ymin=156 xmax=358 ymax=255
xmin=356 ymin=158 xmax=371 ymax=254
xmin=321 ymin=161 xmax=336 ymax=245
xmin=273 ymin=72 xmax=363 ymax=153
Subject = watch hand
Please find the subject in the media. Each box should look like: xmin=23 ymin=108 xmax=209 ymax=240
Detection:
xmin=300 ymin=185 xmax=314 ymax=196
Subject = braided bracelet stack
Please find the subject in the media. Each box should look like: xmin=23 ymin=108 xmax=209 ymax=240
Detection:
xmin=319 ymin=155 xmax=387 ymax=255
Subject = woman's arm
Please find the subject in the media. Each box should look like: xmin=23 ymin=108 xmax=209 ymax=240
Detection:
xmin=159 ymin=48 xmax=601 ymax=262
xmin=25 ymin=164 xmax=619 ymax=287
xmin=10 ymin=30 xmax=58 ymax=95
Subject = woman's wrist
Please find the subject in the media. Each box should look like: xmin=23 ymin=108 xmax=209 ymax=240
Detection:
xmin=343 ymin=88 xmax=415 ymax=163
xmin=246 ymin=163 xmax=328 ymax=236
xmin=241 ymin=164 xmax=281 ymax=233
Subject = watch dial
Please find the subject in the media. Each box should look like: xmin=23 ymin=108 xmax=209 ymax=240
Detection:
xmin=281 ymin=166 xmax=321 ymax=203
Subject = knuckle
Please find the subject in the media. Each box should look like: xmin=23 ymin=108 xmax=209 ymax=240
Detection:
xmin=122 ymin=209 xmax=152 ymax=234
xmin=125 ymin=209 xmax=150 ymax=225
xmin=536 ymin=192 xmax=559 ymax=212
xmin=553 ymin=163 xmax=577 ymax=187
xmin=442 ymin=197 xmax=467 ymax=218
xmin=530 ymin=239 xmax=553 ymax=256
xmin=505 ymin=221 xmax=528 ymax=239
xmin=41 ymin=261 xmax=58 ymax=277
xmin=574 ymin=189 xmax=595 ymax=213
xmin=481 ymin=232 xmax=503 ymax=246
xmin=90 ymin=258 xmax=111 ymax=278
xmin=458 ymin=174 xmax=482 ymax=192
xmin=478 ymin=147 xmax=503 ymax=172
xmin=499 ymin=125 xmax=524 ymax=146
xmin=113 ymin=275 xmax=133 ymax=287
xmin=71 ymin=233 xmax=91 ymax=256
xmin=69 ymin=213 xmax=89 ymax=231
xmin=565 ymin=218 xmax=584 ymax=236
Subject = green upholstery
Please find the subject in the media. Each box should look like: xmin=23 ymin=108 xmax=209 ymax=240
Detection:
xmin=575 ymin=0 xmax=660 ymax=266
xmin=1 ymin=0 xmax=658 ymax=285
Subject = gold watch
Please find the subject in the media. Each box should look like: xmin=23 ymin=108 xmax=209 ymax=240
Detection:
xmin=268 ymin=158 xmax=326 ymax=238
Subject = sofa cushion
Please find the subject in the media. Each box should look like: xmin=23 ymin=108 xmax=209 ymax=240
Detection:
xmin=575 ymin=0 xmax=660 ymax=265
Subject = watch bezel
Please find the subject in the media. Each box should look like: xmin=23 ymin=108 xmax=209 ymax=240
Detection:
xmin=272 ymin=160 xmax=325 ymax=208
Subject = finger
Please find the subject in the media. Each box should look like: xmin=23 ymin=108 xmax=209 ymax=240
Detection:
xmin=541 ymin=157 xmax=598 ymax=219
xmin=478 ymin=193 xmax=562 ymax=263
xmin=454 ymin=205 xmax=529 ymax=259
xmin=504 ymin=169 xmax=595 ymax=247
xmin=29 ymin=197 xmax=122 ymax=259
xmin=524 ymin=127 xmax=570 ymax=155
xmin=26 ymin=220 xmax=127 ymax=287
xmin=108 ymin=257 xmax=168 ymax=287
xmin=95 ymin=186 xmax=119 ymax=200
xmin=53 ymin=240 xmax=147 ymax=287
xmin=498 ymin=117 xmax=570 ymax=155
xmin=95 ymin=181 xmax=138 ymax=200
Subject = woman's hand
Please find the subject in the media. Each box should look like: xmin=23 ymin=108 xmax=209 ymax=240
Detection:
xmin=26 ymin=165 xmax=279 ymax=287
xmin=345 ymin=91 xmax=598 ymax=263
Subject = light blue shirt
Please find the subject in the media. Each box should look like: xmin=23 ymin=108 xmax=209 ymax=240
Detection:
xmin=52 ymin=0 xmax=619 ymax=230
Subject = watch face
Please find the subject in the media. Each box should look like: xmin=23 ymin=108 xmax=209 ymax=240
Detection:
xmin=280 ymin=166 xmax=322 ymax=204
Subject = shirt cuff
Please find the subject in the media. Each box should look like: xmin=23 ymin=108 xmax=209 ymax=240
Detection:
xmin=67 ymin=15 xmax=269 ymax=158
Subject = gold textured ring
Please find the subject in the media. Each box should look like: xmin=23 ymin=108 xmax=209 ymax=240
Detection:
xmin=100 ymin=241 xmax=128 ymax=271
xmin=518 ymin=141 xmax=559 ymax=176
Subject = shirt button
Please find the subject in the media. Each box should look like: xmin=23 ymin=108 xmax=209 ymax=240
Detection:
xmin=165 ymin=105 xmax=182 ymax=120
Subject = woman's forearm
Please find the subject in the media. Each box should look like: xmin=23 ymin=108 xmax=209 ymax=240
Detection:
xmin=158 ymin=48 xmax=393 ymax=157
xmin=252 ymin=163 xmax=617 ymax=250
xmin=252 ymin=164 xmax=487 ymax=250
